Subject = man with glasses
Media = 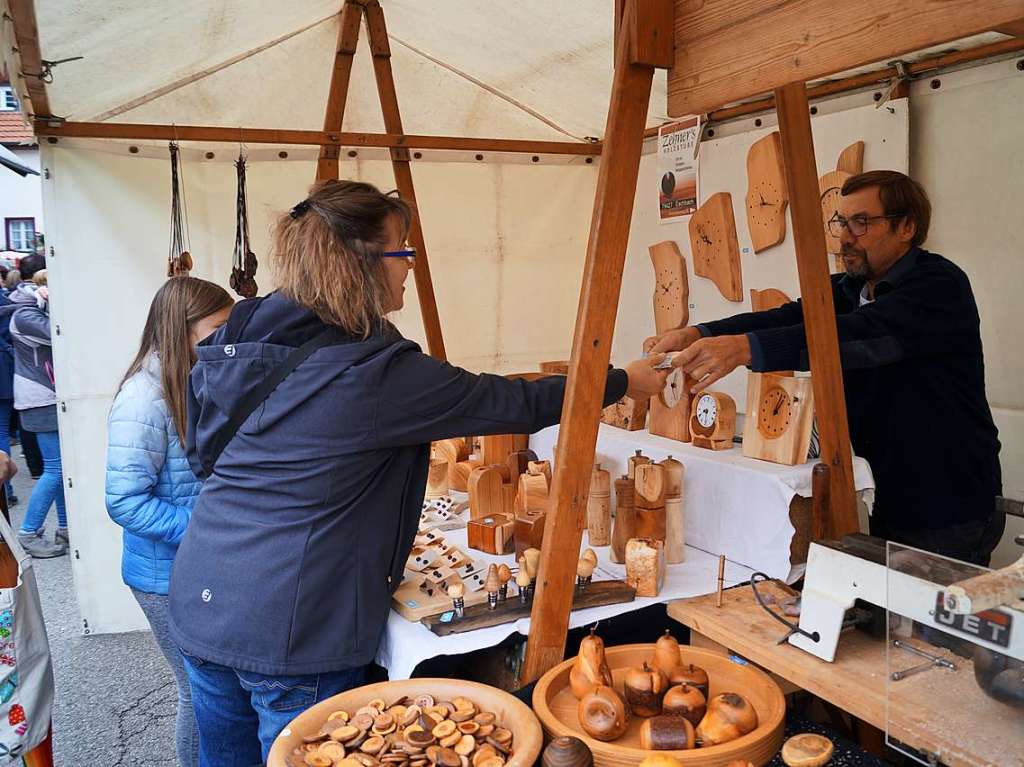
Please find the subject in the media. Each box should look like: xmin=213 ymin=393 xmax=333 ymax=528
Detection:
xmin=646 ymin=170 xmax=1003 ymax=565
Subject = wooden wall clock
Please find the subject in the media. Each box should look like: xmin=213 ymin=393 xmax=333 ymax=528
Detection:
xmin=819 ymin=141 xmax=866 ymax=272
xmin=648 ymin=240 xmax=692 ymax=442
xmin=742 ymin=372 xmax=815 ymax=466
xmin=749 ymin=287 xmax=791 ymax=313
xmin=688 ymin=192 xmax=743 ymax=302
xmin=745 ymin=131 xmax=789 ymax=253
xmin=689 ymin=391 xmax=736 ymax=450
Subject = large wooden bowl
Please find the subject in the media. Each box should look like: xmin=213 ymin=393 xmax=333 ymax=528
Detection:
xmin=533 ymin=644 xmax=785 ymax=767
xmin=268 ymin=678 xmax=543 ymax=767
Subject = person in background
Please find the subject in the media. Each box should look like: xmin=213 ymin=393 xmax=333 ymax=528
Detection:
xmin=32 ymin=269 xmax=46 ymax=287
xmin=106 ymin=276 xmax=233 ymax=767
xmin=9 ymin=254 xmax=65 ymax=557
xmin=0 ymin=449 xmax=15 ymax=522
xmin=0 ymin=283 xmax=17 ymax=506
xmin=3 ymin=270 xmax=19 ymax=294
xmin=169 ymin=180 xmax=669 ymax=764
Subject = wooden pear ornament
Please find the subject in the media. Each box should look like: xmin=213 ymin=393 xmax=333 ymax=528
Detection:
xmin=662 ymin=684 xmax=707 ymax=727
xmin=651 ymin=630 xmax=692 ymax=686
xmin=674 ymin=662 xmax=709 ymax=700
xmin=623 ymin=662 xmax=668 ymax=717
xmin=569 ymin=626 xmax=614 ymax=699
xmin=577 ymin=685 xmax=629 ymax=742
xmin=696 ymin=692 xmax=759 ymax=746
xmin=639 ymin=715 xmax=696 ymax=750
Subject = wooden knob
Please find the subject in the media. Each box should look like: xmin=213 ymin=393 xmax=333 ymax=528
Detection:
xmin=781 ymin=733 xmax=834 ymax=767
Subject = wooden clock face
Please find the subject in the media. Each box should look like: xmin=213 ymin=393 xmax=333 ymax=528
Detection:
xmin=688 ymin=192 xmax=743 ymax=302
xmin=694 ymin=393 xmax=718 ymax=433
xmin=757 ymin=384 xmax=792 ymax=439
xmin=654 ymin=267 xmax=681 ymax=314
xmin=693 ymin=220 xmax=721 ymax=272
xmin=661 ymin=367 xmax=685 ymax=409
xmin=819 ymin=169 xmax=852 ymax=258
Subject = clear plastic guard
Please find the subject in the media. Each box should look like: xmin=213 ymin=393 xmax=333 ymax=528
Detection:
xmin=885 ymin=542 xmax=1023 ymax=766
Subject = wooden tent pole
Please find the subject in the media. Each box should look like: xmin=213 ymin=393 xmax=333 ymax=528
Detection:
xmin=362 ymin=0 xmax=446 ymax=360
xmin=316 ymin=1 xmax=364 ymax=181
xmin=520 ymin=0 xmax=672 ymax=684
xmin=774 ymin=82 xmax=859 ymax=538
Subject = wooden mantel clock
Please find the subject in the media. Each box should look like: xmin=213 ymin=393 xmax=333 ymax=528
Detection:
xmin=648 ymin=241 xmax=691 ymax=442
xmin=745 ymin=131 xmax=789 ymax=253
xmin=689 ymin=192 xmax=743 ymax=302
xmin=689 ymin=391 xmax=736 ymax=450
xmin=742 ymin=372 xmax=815 ymax=465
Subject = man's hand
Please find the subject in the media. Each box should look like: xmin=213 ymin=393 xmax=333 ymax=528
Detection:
xmin=624 ymin=355 xmax=670 ymax=400
xmin=0 ymin=451 xmax=17 ymax=485
xmin=642 ymin=326 xmax=703 ymax=355
xmin=671 ymin=334 xmax=751 ymax=393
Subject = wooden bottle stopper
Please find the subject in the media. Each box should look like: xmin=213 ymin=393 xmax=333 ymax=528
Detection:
xmin=581 ymin=547 xmax=598 ymax=566
xmin=517 ymin=470 xmax=550 ymax=515
xmin=433 ymin=437 xmax=469 ymax=465
xmin=449 ymin=459 xmax=478 ymax=493
xmin=507 ymin=448 xmax=539 ymax=488
xmin=627 ymin=450 xmax=650 ymax=480
xmin=587 ymin=463 xmax=612 ymax=546
xmin=516 ymin=561 xmax=532 ymax=590
xmin=446 ymin=582 xmax=465 ymax=599
xmin=523 ymin=547 xmax=541 ymax=580
xmin=468 ymin=465 xmax=505 ymax=519
xmin=665 ymin=497 xmax=685 ymax=564
xmin=426 ymin=458 xmax=450 ymax=499
xmin=485 ymin=564 xmax=500 ymax=609
xmin=528 ymin=459 xmax=552 ymax=485
xmin=610 ymin=476 xmax=636 ymax=565
xmin=625 ymin=538 xmax=665 ymax=597
xmin=497 ymin=563 xmax=512 ymax=586
xmin=659 ymin=455 xmax=684 ymax=497
xmin=634 ymin=463 xmax=666 ymax=510
xmin=514 ymin=508 xmax=546 ymax=560
xmin=480 ymin=434 xmax=517 ymax=467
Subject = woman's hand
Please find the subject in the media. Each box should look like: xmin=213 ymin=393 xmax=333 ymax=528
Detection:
xmin=624 ymin=355 xmax=670 ymax=400
xmin=642 ymin=326 xmax=703 ymax=354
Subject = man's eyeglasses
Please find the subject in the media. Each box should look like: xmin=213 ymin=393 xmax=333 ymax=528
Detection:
xmin=827 ymin=212 xmax=902 ymax=238
xmin=382 ymin=247 xmax=417 ymax=263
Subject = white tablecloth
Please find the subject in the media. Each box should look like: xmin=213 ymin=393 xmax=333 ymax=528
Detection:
xmin=532 ymin=423 xmax=875 ymax=581
xmin=376 ymin=529 xmax=754 ymax=680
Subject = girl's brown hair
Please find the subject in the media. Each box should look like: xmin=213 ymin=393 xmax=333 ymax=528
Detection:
xmin=273 ymin=179 xmax=412 ymax=337
xmin=119 ymin=277 xmax=234 ymax=442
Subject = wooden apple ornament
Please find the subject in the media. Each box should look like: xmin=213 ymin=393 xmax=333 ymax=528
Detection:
xmin=662 ymin=683 xmax=706 ymax=727
xmin=639 ymin=715 xmax=696 ymax=750
xmin=623 ymin=662 xmax=668 ymax=717
xmin=578 ymin=685 xmax=629 ymax=742
xmin=570 ymin=627 xmax=614 ymax=699
xmin=673 ymin=662 xmax=709 ymax=700
xmin=696 ymin=692 xmax=759 ymax=746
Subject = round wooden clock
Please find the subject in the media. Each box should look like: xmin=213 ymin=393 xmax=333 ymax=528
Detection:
xmin=818 ymin=169 xmax=852 ymax=256
xmin=661 ymin=367 xmax=685 ymax=408
xmin=742 ymin=372 xmax=816 ymax=465
xmin=689 ymin=391 xmax=736 ymax=450
xmin=757 ymin=382 xmax=792 ymax=438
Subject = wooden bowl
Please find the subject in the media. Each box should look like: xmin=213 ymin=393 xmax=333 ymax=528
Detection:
xmin=268 ymin=677 xmax=544 ymax=767
xmin=533 ymin=644 xmax=785 ymax=767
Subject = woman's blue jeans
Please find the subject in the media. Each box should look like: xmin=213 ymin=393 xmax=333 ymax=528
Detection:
xmin=181 ymin=652 xmax=366 ymax=765
xmin=19 ymin=430 xmax=66 ymax=534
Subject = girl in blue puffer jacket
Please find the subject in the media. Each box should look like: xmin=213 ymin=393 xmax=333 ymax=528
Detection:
xmin=106 ymin=276 xmax=232 ymax=767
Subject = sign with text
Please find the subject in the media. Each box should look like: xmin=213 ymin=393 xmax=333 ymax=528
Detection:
xmin=933 ymin=593 xmax=1011 ymax=647
xmin=658 ymin=117 xmax=699 ymax=222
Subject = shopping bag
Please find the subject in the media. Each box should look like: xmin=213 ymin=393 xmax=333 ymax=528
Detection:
xmin=0 ymin=513 xmax=54 ymax=762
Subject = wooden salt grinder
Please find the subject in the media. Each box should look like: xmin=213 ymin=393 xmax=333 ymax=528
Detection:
xmin=634 ymin=463 xmax=667 ymax=541
xmin=660 ymin=456 xmax=685 ymax=564
xmin=611 ymin=475 xmax=636 ymax=564
xmin=587 ymin=463 xmax=612 ymax=546
xmin=426 ymin=457 xmax=450 ymax=499
xmin=627 ymin=449 xmax=650 ymax=480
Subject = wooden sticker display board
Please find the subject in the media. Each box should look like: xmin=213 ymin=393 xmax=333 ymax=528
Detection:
xmin=742 ymin=373 xmax=815 ymax=466
xmin=688 ymin=192 xmax=743 ymax=302
xmin=744 ymin=131 xmax=789 ymax=253
xmin=647 ymin=240 xmax=691 ymax=442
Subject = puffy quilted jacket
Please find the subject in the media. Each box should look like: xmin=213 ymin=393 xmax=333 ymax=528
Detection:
xmin=106 ymin=354 xmax=201 ymax=594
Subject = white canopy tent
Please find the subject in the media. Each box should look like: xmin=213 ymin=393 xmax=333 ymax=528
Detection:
xmin=0 ymin=1 xmax=1020 ymax=635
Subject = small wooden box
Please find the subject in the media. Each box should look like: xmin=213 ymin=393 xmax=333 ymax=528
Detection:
xmin=467 ymin=513 xmax=515 ymax=556
xmin=514 ymin=509 xmax=547 ymax=560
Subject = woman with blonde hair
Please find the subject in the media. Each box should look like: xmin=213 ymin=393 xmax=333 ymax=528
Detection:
xmin=106 ymin=276 xmax=233 ymax=767
xmin=168 ymin=179 xmax=667 ymax=764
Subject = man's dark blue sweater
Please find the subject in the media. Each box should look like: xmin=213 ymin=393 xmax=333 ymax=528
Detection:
xmin=699 ymin=247 xmax=1001 ymax=545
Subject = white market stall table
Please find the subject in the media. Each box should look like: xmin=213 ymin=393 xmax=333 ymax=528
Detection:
xmin=377 ymin=528 xmax=754 ymax=680
xmin=532 ymin=423 xmax=875 ymax=580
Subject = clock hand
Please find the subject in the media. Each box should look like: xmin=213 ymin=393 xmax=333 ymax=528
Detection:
xmin=772 ymin=394 xmax=784 ymax=416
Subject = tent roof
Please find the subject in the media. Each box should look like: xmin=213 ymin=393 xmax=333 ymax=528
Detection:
xmin=3 ymin=2 xmax=1018 ymax=146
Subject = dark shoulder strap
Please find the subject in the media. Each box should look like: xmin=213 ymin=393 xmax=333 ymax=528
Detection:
xmin=202 ymin=327 xmax=338 ymax=475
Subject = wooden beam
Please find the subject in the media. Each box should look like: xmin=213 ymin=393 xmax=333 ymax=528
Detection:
xmin=995 ymin=19 xmax=1024 ymax=36
xmin=644 ymin=35 xmax=1024 ymax=136
xmin=774 ymin=82 xmax=858 ymax=539
xmin=362 ymin=0 xmax=446 ymax=361
xmin=316 ymin=1 xmax=364 ymax=181
xmin=668 ymin=0 xmax=1024 ymax=117
xmin=520 ymin=0 xmax=666 ymax=684
xmin=8 ymin=0 xmax=51 ymax=118
xmin=32 ymin=121 xmax=601 ymax=155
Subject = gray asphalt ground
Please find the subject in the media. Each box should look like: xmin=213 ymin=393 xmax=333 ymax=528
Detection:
xmin=7 ymin=450 xmax=178 ymax=765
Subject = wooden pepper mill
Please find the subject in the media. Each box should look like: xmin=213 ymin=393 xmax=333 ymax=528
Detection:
xmin=634 ymin=463 xmax=667 ymax=541
xmin=587 ymin=463 xmax=611 ymax=546
xmin=660 ymin=455 xmax=685 ymax=564
xmin=627 ymin=449 xmax=650 ymax=480
xmin=610 ymin=475 xmax=636 ymax=565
